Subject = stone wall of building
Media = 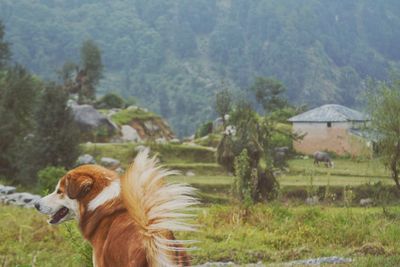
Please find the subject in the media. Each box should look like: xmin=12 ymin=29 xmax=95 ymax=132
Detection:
xmin=292 ymin=122 xmax=371 ymax=156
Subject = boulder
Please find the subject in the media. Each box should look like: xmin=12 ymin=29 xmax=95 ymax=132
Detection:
xmin=76 ymin=154 xmax=96 ymax=166
xmin=170 ymin=138 xmax=181 ymax=144
xmin=144 ymin=120 xmax=160 ymax=132
xmin=185 ymin=171 xmax=196 ymax=177
xmin=360 ymin=198 xmax=374 ymax=206
xmin=0 ymin=185 xmax=16 ymax=195
xmin=106 ymin=108 xmax=121 ymax=118
xmin=155 ymin=137 xmax=167 ymax=144
xmin=115 ymin=167 xmax=125 ymax=174
xmin=305 ymin=196 xmax=319 ymax=205
xmin=127 ymin=105 xmax=139 ymax=111
xmin=121 ymin=125 xmax=142 ymax=142
xmin=2 ymin=192 xmax=41 ymax=207
xmin=70 ymin=103 xmax=118 ymax=133
xmin=100 ymin=157 xmax=121 ymax=170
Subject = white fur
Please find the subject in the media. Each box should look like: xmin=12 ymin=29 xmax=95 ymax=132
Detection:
xmin=37 ymin=181 xmax=79 ymax=223
xmin=122 ymin=149 xmax=198 ymax=266
xmin=88 ymin=180 xmax=121 ymax=211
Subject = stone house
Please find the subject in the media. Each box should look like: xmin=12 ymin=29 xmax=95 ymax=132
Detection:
xmin=288 ymin=104 xmax=371 ymax=156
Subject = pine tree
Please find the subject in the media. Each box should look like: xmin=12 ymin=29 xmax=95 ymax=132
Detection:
xmin=79 ymin=40 xmax=103 ymax=103
xmin=214 ymin=84 xmax=232 ymax=127
xmin=251 ymin=77 xmax=287 ymax=114
xmin=17 ymin=83 xmax=80 ymax=184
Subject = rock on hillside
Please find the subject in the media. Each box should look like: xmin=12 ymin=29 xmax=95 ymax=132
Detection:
xmin=68 ymin=100 xmax=118 ymax=134
xmin=68 ymin=101 xmax=175 ymax=143
xmin=109 ymin=106 xmax=175 ymax=142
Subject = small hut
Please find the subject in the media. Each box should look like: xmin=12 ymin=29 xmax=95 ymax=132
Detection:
xmin=288 ymin=104 xmax=371 ymax=156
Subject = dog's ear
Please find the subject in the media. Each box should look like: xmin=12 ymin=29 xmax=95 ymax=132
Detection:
xmin=66 ymin=174 xmax=93 ymax=200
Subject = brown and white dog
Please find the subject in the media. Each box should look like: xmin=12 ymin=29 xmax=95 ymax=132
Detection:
xmin=35 ymin=149 xmax=197 ymax=266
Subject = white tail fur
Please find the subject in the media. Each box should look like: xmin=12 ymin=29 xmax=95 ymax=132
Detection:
xmin=120 ymin=149 xmax=198 ymax=267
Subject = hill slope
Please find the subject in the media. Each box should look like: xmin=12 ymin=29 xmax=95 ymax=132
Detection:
xmin=1 ymin=0 xmax=400 ymax=135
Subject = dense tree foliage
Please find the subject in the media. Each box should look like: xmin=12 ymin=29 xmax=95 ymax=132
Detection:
xmin=17 ymin=84 xmax=80 ymax=184
xmin=79 ymin=40 xmax=103 ymax=103
xmin=217 ymin=101 xmax=279 ymax=203
xmin=251 ymin=77 xmax=287 ymax=114
xmin=1 ymin=1 xmax=400 ymax=135
xmin=0 ymin=65 xmax=38 ymax=179
xmin=0 ymin=21 xmax=9 ymax=68
xmin=367 ymin=79 xmax=400 ymax=192
xmin=214 ymin=85 xmax=232 ymax=127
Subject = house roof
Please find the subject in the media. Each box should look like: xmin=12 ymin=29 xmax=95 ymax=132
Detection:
xmin=349 ymin=128 xmax=381 ymax=142
xmin=288 ymin=104 xmax=367 ymax=123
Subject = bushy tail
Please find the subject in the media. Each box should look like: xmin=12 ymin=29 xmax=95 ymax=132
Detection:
xmin=120 ymin=149 xmax=198 ymax=267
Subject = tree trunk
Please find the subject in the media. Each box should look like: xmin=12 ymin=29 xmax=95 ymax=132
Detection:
xmin=391 ymin=142 xmax=400 ymax=192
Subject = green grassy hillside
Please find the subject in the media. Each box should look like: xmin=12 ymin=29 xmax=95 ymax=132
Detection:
xmin=2 ymin=142 xmax=400 ymax=266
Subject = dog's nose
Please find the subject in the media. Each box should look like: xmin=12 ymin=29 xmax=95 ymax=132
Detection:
xmin=34 ymin=202 xmax=40 ymax=210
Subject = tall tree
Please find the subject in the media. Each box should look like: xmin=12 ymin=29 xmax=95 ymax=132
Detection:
xmin=217 ymin=101 xmax=279 ymax=203
xmin=0 ymin=65 xmax=38 ymax=179
xmin=0 ymin=21 xmax=10 ymax=69
xmin=367 ymin=78 xmax=400 ymax=192
xmin=214 ymin=84 xmax=232 ymax=127
xmin=79 ymin=39 xmax=103 ymax=103
xmin=251 ymin=77 xmax=287 ymax=114
xmin=17 ymin=83 xmax=80 ymax=184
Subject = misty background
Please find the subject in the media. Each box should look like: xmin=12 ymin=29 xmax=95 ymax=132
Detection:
xmin=1 ymin=0 xmax=399 ymax=136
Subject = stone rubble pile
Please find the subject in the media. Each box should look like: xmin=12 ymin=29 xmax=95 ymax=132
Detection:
xmin=0 ymin=184 xmax=41 ymax=208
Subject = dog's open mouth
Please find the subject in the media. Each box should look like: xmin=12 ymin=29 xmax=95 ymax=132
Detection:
xmin=49 ymin=207 xmax=69 ymax=224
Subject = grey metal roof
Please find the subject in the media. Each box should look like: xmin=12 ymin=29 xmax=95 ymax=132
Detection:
xmin=288 ymin=104 xmax=367 ymax=122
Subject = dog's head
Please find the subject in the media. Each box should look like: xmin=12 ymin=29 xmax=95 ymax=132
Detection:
xmin=35 ymin=165 xmax=120 ymax=224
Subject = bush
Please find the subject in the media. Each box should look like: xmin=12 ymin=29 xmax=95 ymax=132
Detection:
xmin=96 ymin=93 xmax=125 ymax=109
xmin=37 ymin=166 xmax=67 ymax=193
xmin=195 ymin=121 xmax=213 ymax=138
xmin=63 ymin=223 xmax=93 ymax=267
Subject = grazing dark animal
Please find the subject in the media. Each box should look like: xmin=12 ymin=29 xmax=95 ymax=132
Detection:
xmin=313 ymin=151 xmax=334 ymax=168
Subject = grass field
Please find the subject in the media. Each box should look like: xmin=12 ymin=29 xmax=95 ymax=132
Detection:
xmin=2 ymin=204 xmax=400 ymax=266
xmin=169 ymin=158 xmax=392 ymax=188
xmin=2 ymin=143 xmax=399 ymax=266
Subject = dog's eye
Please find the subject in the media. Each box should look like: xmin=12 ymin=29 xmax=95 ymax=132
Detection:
xmin=57 ymin=189 xmax=62 ymax=194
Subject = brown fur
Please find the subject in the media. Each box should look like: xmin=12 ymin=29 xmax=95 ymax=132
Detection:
xmin=58 ymin=165 xmax=190 ymax=267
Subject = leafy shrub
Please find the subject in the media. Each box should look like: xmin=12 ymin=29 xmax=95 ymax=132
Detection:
xmin=96 ymin=93 xmax=125 ymax=109
xmin=194 ymin=133 xmax=222 ymax=147
xmin=271 ymin=131 xmax=292 ymax=149
xmin=111 ymin=108 xmax=157 ymax=125
xmin=195 ymin=121 xmax=213 ymax=138
xmin=233 ymin=149 xmax=254 ymax=206
xmin=37 ymin=166 xmax=67 ymax=193
xmin=63 ymin=223 xmax=93 ymax=267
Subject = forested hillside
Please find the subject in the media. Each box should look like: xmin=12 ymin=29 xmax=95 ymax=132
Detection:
xmin=1 ymin=0 xmax=400 ymax=136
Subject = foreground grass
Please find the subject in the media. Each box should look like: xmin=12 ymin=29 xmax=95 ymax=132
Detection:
xmin=0 ymin=205 xmax=81 ymax=266
xmin=2 ymin=204 xmax=400 ymax=266
xmin=181 ymin=205 xmax=400 ymax=265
